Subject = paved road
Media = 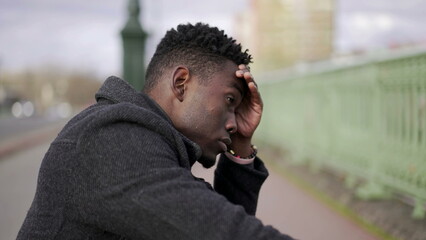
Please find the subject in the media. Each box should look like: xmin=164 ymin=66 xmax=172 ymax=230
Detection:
xmin=1 ymin=141 xmax=379 ymax=240
xmin=0 ymin=116 xmax=69 ymax=159
xmin=0 ymin=115 xmax=62 ymax=142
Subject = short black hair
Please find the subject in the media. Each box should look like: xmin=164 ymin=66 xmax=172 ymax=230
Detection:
xmin=144 ymin=22 xmax=252 ymax=92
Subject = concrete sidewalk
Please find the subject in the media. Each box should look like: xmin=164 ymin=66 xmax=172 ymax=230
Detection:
xmin=192 ymin=162 xmax=380 ymax=240
xmin=0 ymin=142 xmax=51 ymax=240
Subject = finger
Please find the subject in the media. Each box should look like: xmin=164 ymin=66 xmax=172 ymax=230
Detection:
xmin=236 ymin=69 xmax=251 ymax=78
xmin=235 ymin=70 xmax=245 ymax=78
xmin=248 ymin=81 xmax=263 ymax=107
xmin=239 ymin=64 xmax=251 ymax=71
xmin=243 ymin=72 xmax=255 ymax=84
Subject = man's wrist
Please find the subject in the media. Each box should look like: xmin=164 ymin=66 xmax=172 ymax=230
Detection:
xmin=227 ymin=144 xmax=257 ymax=159
xmin=229 ymin=135 xmax=253 ymax=157
xmin=227 ymin=131 xmax=258 ymax=159
xmin=224 ymin=151 xmax=255 ymax=165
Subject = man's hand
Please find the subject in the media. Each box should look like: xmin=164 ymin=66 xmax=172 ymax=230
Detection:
xmin=230 ymin=65 xmax=263 ymax=157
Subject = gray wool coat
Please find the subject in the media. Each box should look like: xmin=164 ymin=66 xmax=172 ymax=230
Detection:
xmin=17 ymin=76 xmax=294 ymax=240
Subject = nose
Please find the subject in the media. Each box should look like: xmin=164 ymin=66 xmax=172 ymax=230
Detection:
xmin=225 ymin=114 xmax=237 ymax=134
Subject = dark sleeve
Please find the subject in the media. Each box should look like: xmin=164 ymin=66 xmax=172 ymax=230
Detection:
xmin=214 ymin=154 xmax=268 ymax=215
xmin=71 ymin=123 xmax=294 ymax=240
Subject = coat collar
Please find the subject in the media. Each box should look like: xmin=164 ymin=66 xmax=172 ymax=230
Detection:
xmin=95 ymin=76 xmax=171 ymax=123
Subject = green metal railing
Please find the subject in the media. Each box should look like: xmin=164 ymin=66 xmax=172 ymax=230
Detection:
xmin=256 ymin=49 xmax=426 ymax=219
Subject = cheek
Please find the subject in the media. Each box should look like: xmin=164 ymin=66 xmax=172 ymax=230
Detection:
xmin=197 ymin=107 xmax=216 ymax=130
xmin=181 ymin=104 xmax=212 ymax=133
xmin=183 ymin=94 xmax=227 ymax=135
xmin=195 ymin=107 xmax=226 ymax=136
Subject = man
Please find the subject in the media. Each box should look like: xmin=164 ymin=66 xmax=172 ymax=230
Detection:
xmin=18 ymin=23 xmax=295 ymax=240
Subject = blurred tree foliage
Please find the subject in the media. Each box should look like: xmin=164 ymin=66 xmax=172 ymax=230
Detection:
xmin=65 ymin=73 xmax=102 ymax=108
xmin=0 ymin=66 xmax=102 ymax=114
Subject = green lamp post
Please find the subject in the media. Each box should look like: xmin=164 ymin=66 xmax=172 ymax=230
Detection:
xmin=121 ymin=0 xmax=147 ymax=90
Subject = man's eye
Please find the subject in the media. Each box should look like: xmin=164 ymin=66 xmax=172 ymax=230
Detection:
xmin=226 ymin=96 xmax=235 ymax=103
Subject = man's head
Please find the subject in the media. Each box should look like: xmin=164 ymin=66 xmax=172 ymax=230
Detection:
xmin=144 ymin=22 xmax=252 ymax=92
xmin=144 ymin=22 xmax=252 ymax=167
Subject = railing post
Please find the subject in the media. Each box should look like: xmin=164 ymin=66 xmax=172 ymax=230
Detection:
xmin=121 ymin=0 xmax=147 ymax=90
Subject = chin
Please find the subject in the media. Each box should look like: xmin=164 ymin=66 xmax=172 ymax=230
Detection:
xmin=198 ymin=154 xmax=218 ymax=168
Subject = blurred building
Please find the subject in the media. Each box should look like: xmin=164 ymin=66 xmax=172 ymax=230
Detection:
xmin=235 ymin=0 xmax=334 ymax=73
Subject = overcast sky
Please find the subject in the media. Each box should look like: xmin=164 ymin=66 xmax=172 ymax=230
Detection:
xmin=335 ymin=0 xmax=426 ymax=52
xmin=1 ymin=0 xmax=425 ymax=78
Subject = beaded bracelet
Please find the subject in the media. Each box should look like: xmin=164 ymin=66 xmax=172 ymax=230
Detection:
xmin=227 ymin=145 xmax=258 ymax=159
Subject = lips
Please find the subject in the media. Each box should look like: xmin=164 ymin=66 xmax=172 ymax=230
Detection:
xmin=221 ymin=137 xmax=232 ymax=145
xmin=218 ymin=141 xmax=228 ymax=152
xmin=218 ymin=137 xmax=232 ymax=152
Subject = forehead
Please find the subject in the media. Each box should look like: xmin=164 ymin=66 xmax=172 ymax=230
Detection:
xmin=209 ymin=61 xmax=246 ymax=95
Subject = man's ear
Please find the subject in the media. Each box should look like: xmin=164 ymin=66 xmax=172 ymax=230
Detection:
xmin=171 ymin=66 xmax=190 ymax=102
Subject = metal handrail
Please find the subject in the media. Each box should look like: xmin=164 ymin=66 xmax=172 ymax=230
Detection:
xmin=256 ymin=48 xmax=426 ymax=219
